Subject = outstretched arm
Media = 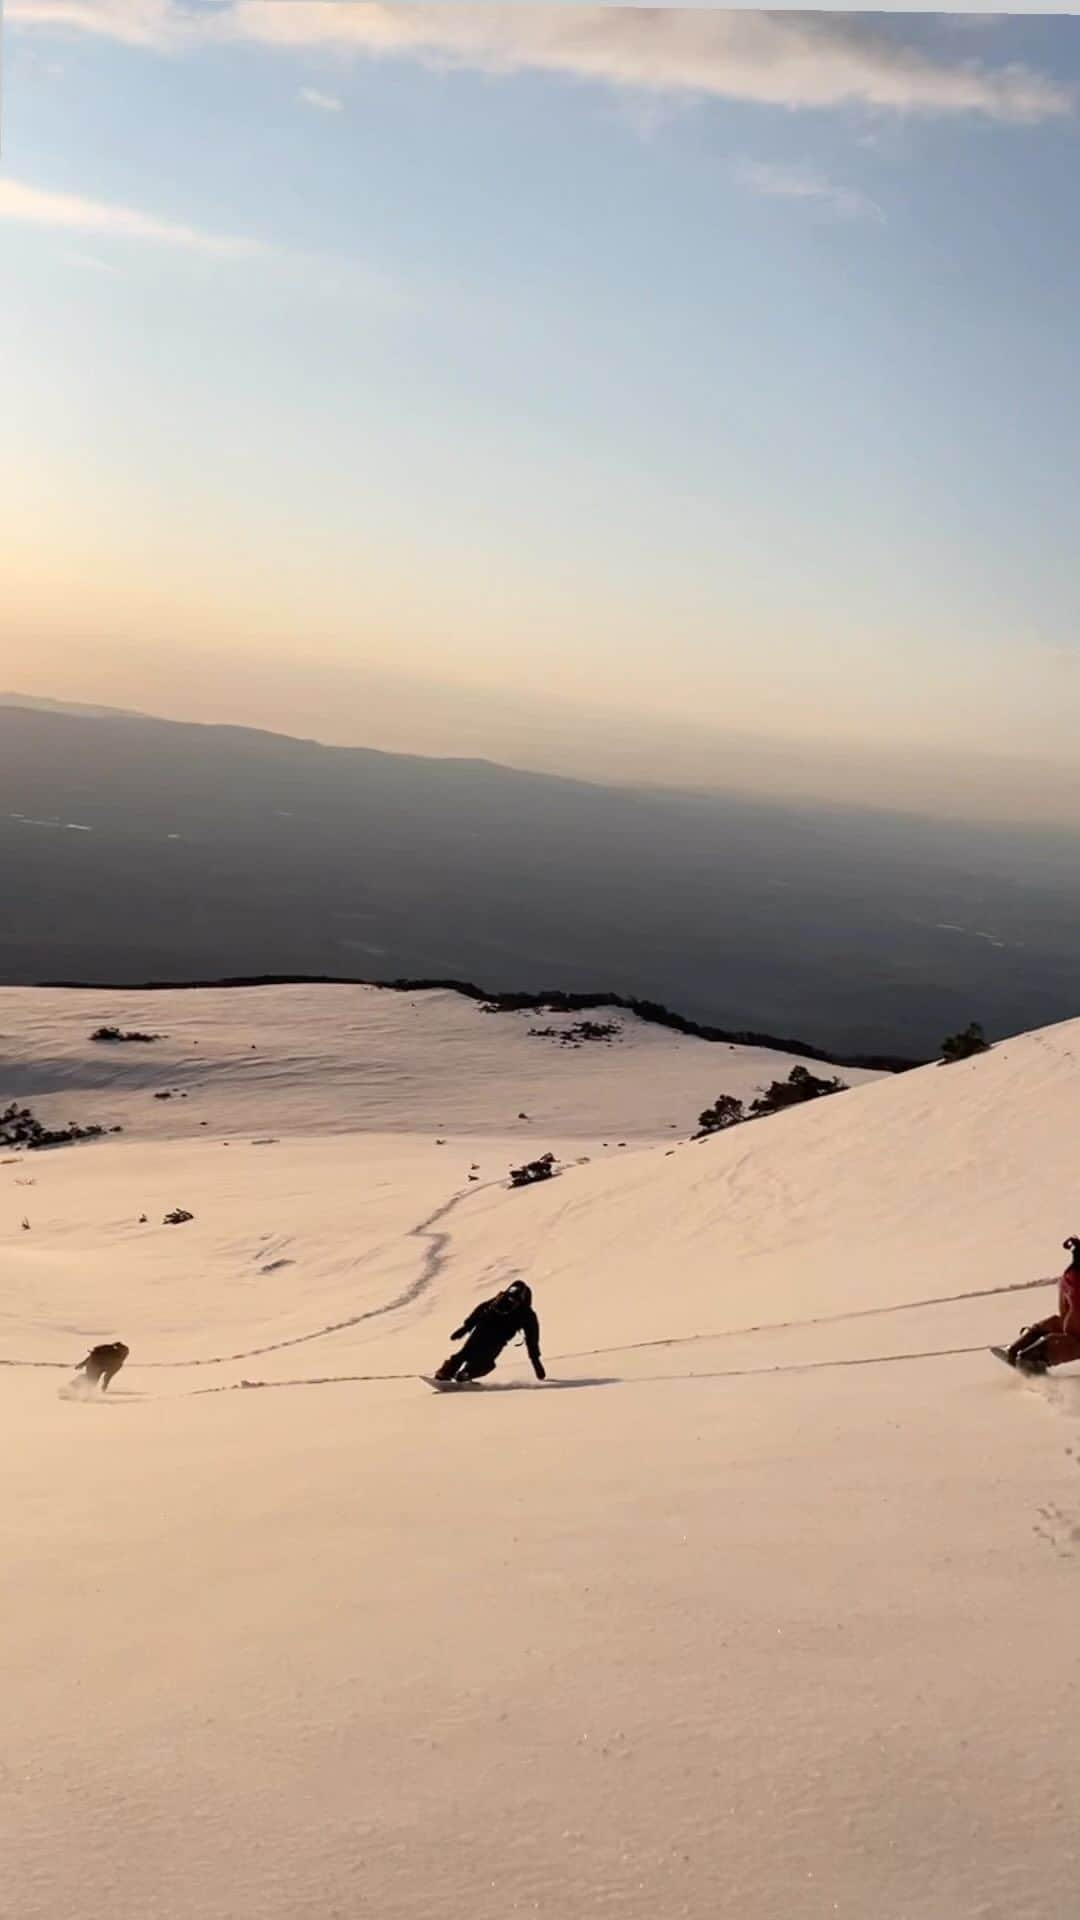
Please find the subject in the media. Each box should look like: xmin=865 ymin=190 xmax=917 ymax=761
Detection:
xmin=450 ymin=1299 xmax=493 ymax=1340
xmin=523 ymin=1310 xmax=546 ymax=1380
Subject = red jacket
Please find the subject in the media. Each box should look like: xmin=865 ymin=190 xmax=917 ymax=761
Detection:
xmin=1060 ymin=1267 xmax=1080 ymax=1331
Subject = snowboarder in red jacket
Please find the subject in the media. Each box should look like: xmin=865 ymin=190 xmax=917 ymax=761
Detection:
xmin=1006 ymin=1240 xmax=1080 ymax=1373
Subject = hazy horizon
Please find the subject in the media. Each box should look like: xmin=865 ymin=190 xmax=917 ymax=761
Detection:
xmin=4 ymin=5 xmax=1080 ymax=826
xmin=6 ymin=683 xmax=1080 ymax=834
xmin=7 ymin=697 xmax=1080 ymax=1059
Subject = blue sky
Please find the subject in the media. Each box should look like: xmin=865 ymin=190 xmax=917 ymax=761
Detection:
xmin=2 ymin=4 xmax=1079 ymax=821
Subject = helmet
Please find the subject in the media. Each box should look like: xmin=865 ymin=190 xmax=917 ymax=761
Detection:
xmin=1065 ymin=1237 xmax=1080 ymax=1252
xmin=504 ymin=1279 xmax=532 ymax=1306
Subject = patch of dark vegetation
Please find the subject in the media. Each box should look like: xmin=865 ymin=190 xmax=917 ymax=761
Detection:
xmin=695 ymin=1093 xmax=746 ymax=1136
xmin=1 ymin=1101 xmax=113 ymax=1150
xmin=696 ymin=1065 xmax=847 ymax=1139
xmin=38 ymin=976 xmax=922 ymax=1073
xmin=91 ymin=1025 xmax=160 ymax=1044
xmin=751 ymin=1065 xmax=846 ymax=1115
xmin=528 ymin=1019 xmax=622 ymax=1047
xmin=940 ymin=1021 xmax=990 ymax=1064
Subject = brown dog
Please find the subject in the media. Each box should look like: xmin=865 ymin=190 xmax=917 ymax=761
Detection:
xmin=75 ymin=1341 xmax=130 ymax=1392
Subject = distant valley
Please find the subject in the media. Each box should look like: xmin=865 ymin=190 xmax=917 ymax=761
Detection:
xmin=3 ymin=698 xmax=1080 ymax=1057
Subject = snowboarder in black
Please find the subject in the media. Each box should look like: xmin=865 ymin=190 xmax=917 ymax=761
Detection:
xmin=75 ymin=1341 xmax=129 ymax=1392
xmin=434 ymin=1281 xmax=545 ymax=1383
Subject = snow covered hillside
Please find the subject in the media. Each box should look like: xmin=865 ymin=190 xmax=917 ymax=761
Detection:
xmin=6 ymin=985 xmax=1080 ymax=1920
xmin=0 ymin=981 xmax=880 ymax=1142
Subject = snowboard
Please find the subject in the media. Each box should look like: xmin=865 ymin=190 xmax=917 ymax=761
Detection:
xmin=421 ymin=1374 xmax=479 ymax=1392
xmin=991 ymin=1345 xmax=1046 ymax=1377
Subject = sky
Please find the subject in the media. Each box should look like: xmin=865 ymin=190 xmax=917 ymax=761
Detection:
xmin=2 ymin=2 xmax=1079 ymax=823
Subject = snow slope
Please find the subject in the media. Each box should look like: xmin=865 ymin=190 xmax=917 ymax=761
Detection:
xmin=5 ymin=987 xmax=1080 ymax=1920
xmin=0 ymin=981 xmax=879 ymax=1142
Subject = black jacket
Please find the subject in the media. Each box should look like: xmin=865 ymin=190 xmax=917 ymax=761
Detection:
xmin=453 ymin=1288 xmax=544 ymax=1378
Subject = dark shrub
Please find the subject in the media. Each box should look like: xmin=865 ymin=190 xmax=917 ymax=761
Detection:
xmin=940 ymin=1022 xmax=990 ymax=1064
xmin=750 ymin=1065 xmax=846 ymax=1118
xmin=1 ymin=1102 xmax=106 ymax=1150
xmin=697 ymin=1093 xmax=746 ymax=1135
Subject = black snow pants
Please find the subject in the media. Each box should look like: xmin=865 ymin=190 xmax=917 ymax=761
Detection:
xmin=434 ymin=1334 xmax=502 ymax=1382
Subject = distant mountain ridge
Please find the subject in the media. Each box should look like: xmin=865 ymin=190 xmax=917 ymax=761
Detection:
xmin=0 ymin=693 xmax=580 ymax=784
xmin=0 ymin=692 xmax=150 ymax=723
xmin=5 ymin=699 xmax=1080 ymax=1056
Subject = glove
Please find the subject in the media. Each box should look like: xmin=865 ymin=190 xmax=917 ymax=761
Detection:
xmin=534 ymin=1362 xmax=546 ymax=1381
xmin=451 ymin=1325 xmax=466 ymax=1340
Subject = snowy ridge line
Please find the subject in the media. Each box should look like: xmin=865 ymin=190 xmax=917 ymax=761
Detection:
xmin=32 ymin=972 xmax=919 ymax=1074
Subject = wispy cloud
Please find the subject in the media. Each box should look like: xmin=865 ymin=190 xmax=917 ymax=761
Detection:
xmin=3 ymin=176 xmax=417 ymax=311
xmin=60 ymin=247 xmax=124 ymax=272
xmin=299 ymin=85 xmax=343 ymax=113
xmin=7 ymin=0 xmax=189 ymax=50
xmin=609 ymin=87 xmax=693 ymax=148
xmin=734 ymin=159 xmax=884 ymax=223
xmin=9 ymin=1 xmax=1073 ymax=124
xmin=0 ymin=176 xmax=264 ymax=255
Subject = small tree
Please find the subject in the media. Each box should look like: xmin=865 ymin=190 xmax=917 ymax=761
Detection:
xmin=697 ymin=1093 xmax=746 ymax=1136
xmin=750 ymin=1064 xmax=845 ymax=1118
xmin=940 ymin=1021 xmax=989 ymax=1064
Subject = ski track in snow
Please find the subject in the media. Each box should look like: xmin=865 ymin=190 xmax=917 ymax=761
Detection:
xmin=0 ymin=1087 xmax=1059 ymax=1390
xmin=189 ymin=1343 xmax=1000 ymax=1399
xmin=0 ymin=1176 xmax=499 ymax=1370
xmin=0 ymin=1260 xmax=1059 ymax=1380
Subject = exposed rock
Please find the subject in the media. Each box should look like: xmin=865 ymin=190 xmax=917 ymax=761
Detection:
xmin=509 ymin=1151 xmax=557 ymax=1190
